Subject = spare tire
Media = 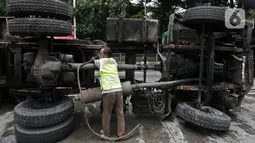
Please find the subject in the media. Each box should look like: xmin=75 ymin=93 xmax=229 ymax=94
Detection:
xmin=8 ymin=18 xmax=72 ymax=36
xmin=14 ymin=96 xmax=74 ymax=128
xmin=6 ymin=0 xmax=73 ymax=20
xmin=182 ymin=6 xmax=231 ymax=31
xmin=15 ymin=116 xmax=75 ymax=143
xmin=175 ymin=102 xmax=231 ymax=131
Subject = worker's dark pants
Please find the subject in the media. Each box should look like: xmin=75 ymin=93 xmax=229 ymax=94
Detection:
xmin=102 ymin=91 xmax=125 ymax=137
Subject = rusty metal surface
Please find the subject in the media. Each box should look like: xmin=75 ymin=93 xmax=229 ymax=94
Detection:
xmin=176 ymin=83 xmax=236 ymax=91
xmin=12 ymin=47 xmax=22 ymax=85
xmin=10 ymin=38 xmax=105 ymax=50
xmin=176 ymin=85 xmax=201 ymax=91
xmin=226 ymin=55 xmax=243 ymax=84
xmin=205 ymin=31 xmax=215 ymax=104
xmin=106 ymin=18 xmax=158 ymax=44
xmin=248 ymin=49 xmax=254 ymax=86
xmin=162 ymin=44 xmax=243 ymax=52
xmin=125 ymin=53 xmax=136 ymax=80
xmin=8 ymin=37 xmax=156 ymax=52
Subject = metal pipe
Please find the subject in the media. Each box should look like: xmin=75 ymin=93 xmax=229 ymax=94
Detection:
xmin=125 ymin=53 xmax=136 ymax=79
xmin=214 ymin=62 xmax=223 ymax=66
xmin=215 ymin=40 xmax=234 ymax=47
xmin=74 ymin=79 xmax=199 ymax=104
xmin=144 ymin=0 xmax=147 ymax=16
xmin=74 ymin=81 xmax=132 ymax=103
xmin=250 ymin=45 xmax=255 ymax=49
xmin=73 ymin=0 xmax=77 ymax=39
xmin=66 ymin=63 xmax=142 ymax=71
xmin=205 ymin=31 xmax=215 ymax=105
xmin=131 ymin=78 xmax=199 ymax=89
xmin=242 ymin=56 xmax=246 ymax=83
xmin=198 ymin=26 xmax=205 ymax=105
xmin=229 ymin=54 xmax=243 ymax=62
xmin=144 ymin=48 xmax=147 ymax=82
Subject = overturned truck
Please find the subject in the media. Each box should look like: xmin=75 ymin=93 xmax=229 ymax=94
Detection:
xmin=0 ymin=0 xmax=254 ymax=142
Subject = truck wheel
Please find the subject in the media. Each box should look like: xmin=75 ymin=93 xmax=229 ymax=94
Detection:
xmin=15 ymin=116 xmax=75 ymax=143
xmin=14 ymin=96 xmax=74 ymax=128
xmin=6 ymin=0 xmax=73 ymax=20
xmin=182 ymin=6 xmax=229 ymax=31
xmin=8 ymin=18 xmax=72 ymax=36
xmin=175 ymin=102 xmax=231 ymax=131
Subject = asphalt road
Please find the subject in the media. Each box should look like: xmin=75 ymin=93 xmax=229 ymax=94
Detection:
xmin=1 ymin=71 xmax=255 ymax=143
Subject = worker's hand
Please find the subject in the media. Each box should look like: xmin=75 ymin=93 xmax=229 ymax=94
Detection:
xmin=91 ymin=57 xmax=96 ymax=62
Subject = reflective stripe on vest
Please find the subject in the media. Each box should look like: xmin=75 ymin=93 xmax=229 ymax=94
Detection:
xmin=99 ymin=58 xmax=122 ymax=91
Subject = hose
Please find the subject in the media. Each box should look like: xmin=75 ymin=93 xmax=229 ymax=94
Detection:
xmin=146 ymin=90 xmax=165 ymax=114
xmin=229 ymin=54 xmax=243 ymax=62
xmin=76 ymin=57 xmax=142 ymax=141
xmin=132 ymin=78 xmax=199 ymax=89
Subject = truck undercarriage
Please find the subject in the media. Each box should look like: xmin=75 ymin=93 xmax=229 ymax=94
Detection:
xmin=0 ymin=0 xmax=254 ymax=142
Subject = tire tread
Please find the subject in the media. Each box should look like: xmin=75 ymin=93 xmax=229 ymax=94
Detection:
xmin=175 ymin=102 xmax=231 ymax=131
xmin=8 ymin=18 xmax=72 ymax=36
xmin=14 ymin=96 xmax=74 ymax=128
xmin=15 ymin=116 xmax=75 ymax=143
xmin=7 ymin=0 xmax=73 ymax=20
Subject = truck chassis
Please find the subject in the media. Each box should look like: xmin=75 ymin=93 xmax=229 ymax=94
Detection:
xmin=0 ymin=0 xmax=254 ymax=142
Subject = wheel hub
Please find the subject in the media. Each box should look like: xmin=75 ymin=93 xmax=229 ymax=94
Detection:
xmin=31 ymin=100 xmax=59 ymax=109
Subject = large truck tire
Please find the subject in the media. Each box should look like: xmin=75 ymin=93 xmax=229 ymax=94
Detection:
xmin=15 ymin=116 xmax=75 ymax=143
xmin=182 ymin=6 xmax=229 ymax=31
xmin=175 ymin=102 xmax=231 ymax=131
xmin=14 ymin=96 xmax=74 ymax=128
xmin=6 ymin=0 xmax=73 ymax=20
xmin=8 ymin=18 xmax=72 ymax=36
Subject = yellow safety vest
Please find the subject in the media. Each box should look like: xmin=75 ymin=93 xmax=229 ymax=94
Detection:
xmin=99 ymin=58 xmax=122 ymax=92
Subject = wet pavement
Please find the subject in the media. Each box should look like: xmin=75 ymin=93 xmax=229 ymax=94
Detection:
xmin=1 ymin=71 xmax=255 ymax=143
xmin=61 ymin=92 xmax=255 ymax=143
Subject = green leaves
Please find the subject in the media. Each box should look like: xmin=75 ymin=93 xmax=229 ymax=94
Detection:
xmin=74 ymin=0 xmax=129 ymax=39
xmin=0 ymin=0 xmax=185 ymax=39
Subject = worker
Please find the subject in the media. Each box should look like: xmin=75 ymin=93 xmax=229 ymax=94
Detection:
xmin=92 ymin=47 xmax=125 ymax=137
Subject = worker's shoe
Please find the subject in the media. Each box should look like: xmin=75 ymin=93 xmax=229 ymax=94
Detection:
xmin=100 ymin=130 xmax=105 ymax=136
xmin=118 ymin=133 xmax=125 ymax=137
xmin=100 ymin=129 xmax=109 ymax=137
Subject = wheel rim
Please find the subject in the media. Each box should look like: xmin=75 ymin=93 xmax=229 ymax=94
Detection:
xmin=31 ymin=100 xmax=59 ymax=109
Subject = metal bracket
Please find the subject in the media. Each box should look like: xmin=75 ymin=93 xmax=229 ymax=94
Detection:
xmin=205 ymin=31 xmax=215 ymax=105
xmin=197 ymin=25 xmax=205 ymax=106
xmin=244 ymin=21 xmax=253 ymax=51
xmin=167 ymin=13 xmax=175 ymax=44
xmin=142 ymin=16 xmax=148 ymax=44
xmin=13 ymin=47 xmax=22 ymax=84
xmin=157 ymin=43 xmax=167 ymax=71
xmin=118 ymin=18 xmax=124 ymax=43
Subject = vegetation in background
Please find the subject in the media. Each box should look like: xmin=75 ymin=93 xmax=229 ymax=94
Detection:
xmin=0 ymin=0 xmax=250 ymax=39
xmin=73 ymin=0 xmax=130 ymax=39
xmin=0 ymin=0 xmax=188 ymax=39
xmin=73 ymin=0 xmax=187 ymax=39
